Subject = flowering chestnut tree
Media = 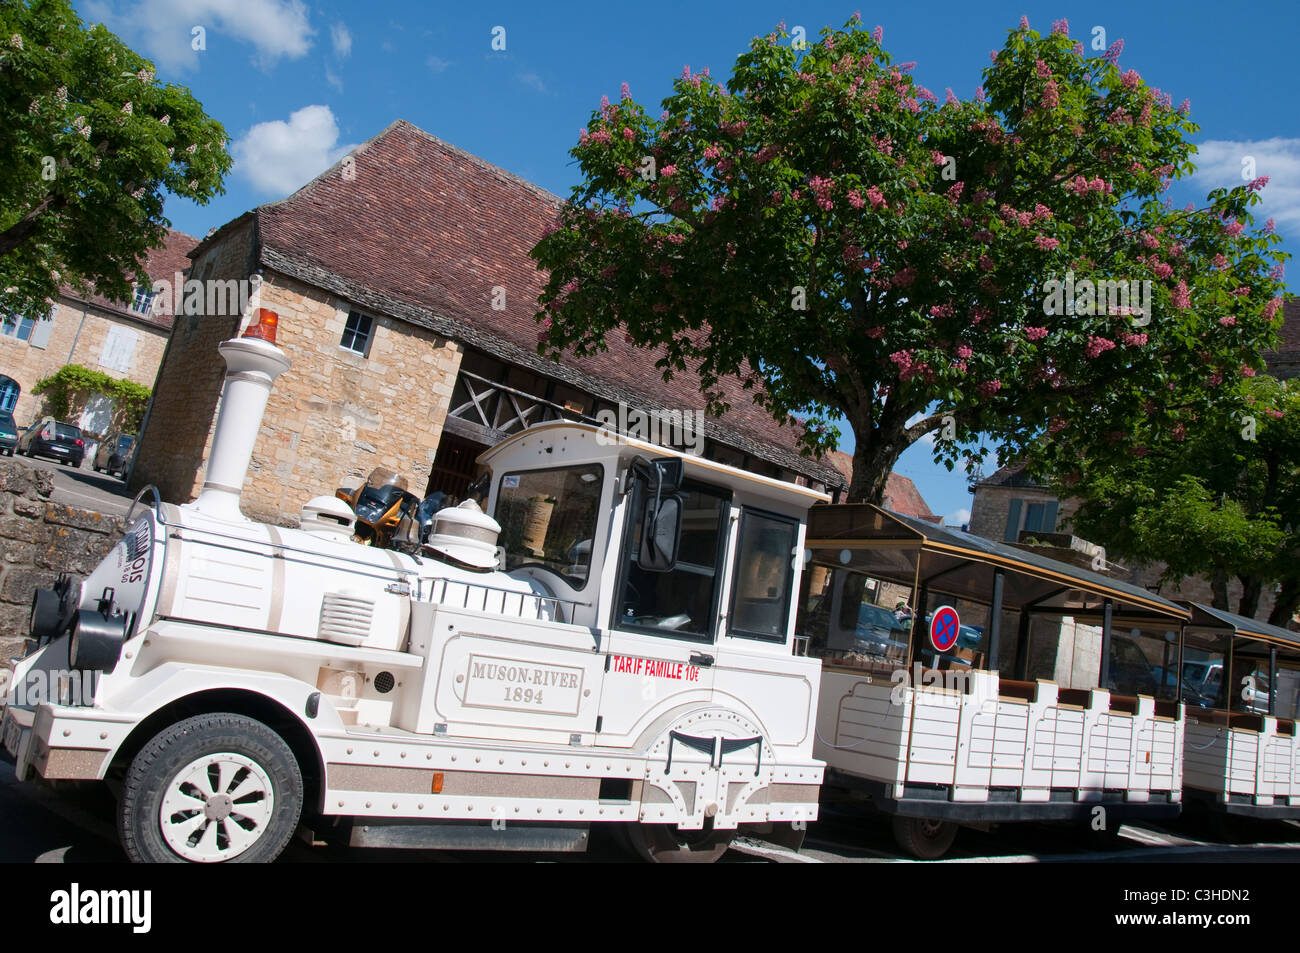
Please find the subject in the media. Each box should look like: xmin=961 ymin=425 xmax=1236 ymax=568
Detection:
xmin=532 ymin=16 xmax=1287 ymax=503
xmin=0 ymin=0 xmax=231 ymax=321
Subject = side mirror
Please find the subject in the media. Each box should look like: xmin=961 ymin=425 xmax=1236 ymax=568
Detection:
xmin=630 ymin=456 xmax=684 ymax=494
xmin=638 ymin=492 xmax=682 ymax=572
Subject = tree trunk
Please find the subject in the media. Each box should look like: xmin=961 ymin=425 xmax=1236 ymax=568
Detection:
xmin=845 ymin=428 xmax=907 ymax=505
xmin=1268 ymin=576 xmax=1300 ymax=629
xmin=1210 ymin=572 xmax=1230 ymax=612
xmin=1235 ymin=576 xmax=1262 ymax=620
xmin=0 ymin=193 xmax=64 ymax=259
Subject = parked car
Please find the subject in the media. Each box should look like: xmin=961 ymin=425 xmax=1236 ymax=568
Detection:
xmin=17 ymin=417 xmax=85 ymax=467
xmin=0 ymin=410 xmax=17 ymax=456
xmin=93 ymin=432 xmax=135 ymax=477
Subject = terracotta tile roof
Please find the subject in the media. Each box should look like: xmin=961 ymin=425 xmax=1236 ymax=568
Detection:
xmin=825 ymin=449 xmax=940 ymax=521
xmin=59 ymin=228 xmax=199 ymax=330
xmin=209 ymin=120 xmax=841 ymax=487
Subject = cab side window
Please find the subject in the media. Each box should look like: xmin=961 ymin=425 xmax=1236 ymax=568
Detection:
xmin=617 ymin=481 xmax=728 ymax=639
xmin=729 ymin=509 xmax=798 ymax=641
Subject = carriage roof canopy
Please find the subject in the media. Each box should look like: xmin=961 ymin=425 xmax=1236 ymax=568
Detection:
xmin=806 ymin=504 xmax=1188 ymax=623
xmin=1187 ymin=603 xmax=1300 ymax=648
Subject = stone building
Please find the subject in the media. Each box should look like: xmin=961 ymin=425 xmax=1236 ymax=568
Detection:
xmin=131 ymin=121 xmax=844 ymax=524
xmin=0 ymin=228 xmax=195 ymax=432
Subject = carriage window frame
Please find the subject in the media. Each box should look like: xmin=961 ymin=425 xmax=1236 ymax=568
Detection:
xmin=727 ymin=506 xmax=799 ymax=642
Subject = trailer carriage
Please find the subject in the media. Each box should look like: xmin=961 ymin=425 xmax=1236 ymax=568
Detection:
xmin=1179 ymin=604 xmax=1300 ymax=822
xmin=799 ymin=504 xmax=1190 ymax=858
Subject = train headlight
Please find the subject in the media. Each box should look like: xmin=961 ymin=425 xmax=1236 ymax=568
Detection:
xmin=69 ymin=610 xmax=129 ymax=671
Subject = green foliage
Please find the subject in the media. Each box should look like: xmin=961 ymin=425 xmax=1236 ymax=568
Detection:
xmin=0 ymin=0 xmax=231 ymax=322
xmin=1061 ymin=374 xmax=1300 ymax=622
xmin=532 ymin=16 xmax=1288 ymax=502
xmin=32 ymin=363 xmax=151 ymax=432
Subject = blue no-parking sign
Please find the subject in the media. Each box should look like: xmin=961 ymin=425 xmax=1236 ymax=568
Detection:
xmin=930 ymin=605 xmax=961 ymax=653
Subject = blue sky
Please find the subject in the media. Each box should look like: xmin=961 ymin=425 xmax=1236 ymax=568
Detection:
xmin=78 ymin=0 xmax=1300 ymax=524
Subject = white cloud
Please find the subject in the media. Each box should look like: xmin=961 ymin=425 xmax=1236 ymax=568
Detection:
xmin=84 ymin=0 xmax=314 ymax=72
xmin=330 ymin=22 xmax=352 ymax=59
xmin=944 ymin=508 xmax=971 ymax=527
xmin=426 ymin=55 xmax=451 ymax=73
xmin=232 ymin=105 xmax=358 ymax=195
xmin=517 ymin=71 xmax=546 ymax=93
xmin=325 ymin=65 xmax=343 ymax=93
xmin=1192 ymin=138 xmax=1300 ymax=234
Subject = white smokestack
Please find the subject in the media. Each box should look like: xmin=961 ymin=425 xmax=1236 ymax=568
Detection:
xmin=194 ymin=309 xmax=290 ymax=520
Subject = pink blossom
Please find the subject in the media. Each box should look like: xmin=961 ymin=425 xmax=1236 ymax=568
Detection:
xmin=1224 ymin=221 xmax=1245 ymax=236
xmin=1041 ymin=80 xmax=1060 ymax=108
xmin=970 ymin=306 xmax=991 ymax=325
xmin=945 ymin=182 xmax=965 ymax=203
xmin=621 ymin=82 xmax=631 ymax=100
xmin=1018 ymin=15 xmax=1030 ymax=29
xmin=1025 ymin=326 xmax=1048 ymax=341
xmin=1230 ymin=286 xmax=1250 ymax=297
xmin=1085 ymin=336 xmax=1116 ymax=359
xmin=977 ymin=379 xmax=1002 ymax=397
xmin=1103 ymin=39 xmax=1124 ymax=64
xmin=1034 ymin=235 xmax=1060 ymax=251
xmin=622 ymin=127 xmax=635 ymax=140
xmin=1171 ymin=281 xmax=1190 ymax=309
xmin=866 ymin=326 xmax=885 ymax=339
xmin=847 ymin=189 xmax=865 ymax=209
xmin=956 ymin=344 xmax=973 ymax=359
xmin=1212 ymin=254 xmax=1229 ymax=270
xmin=1121 ymin=69 xmax=1141 ymax=88
xmin=1140 ymin=231 xmax=1159 ymax=248
xmin=1033 ymin=203 xmax=1053 ymax=220
xmin=665 ymin=233 xmax=685 ymax=245
xmin=872 ymin=25 xmax=883 ymax=43
xmin=979 ymin=254 xmax=994 ymax=271
xmin=945 ymin=88 xmax=958 ymax=105
xmin=1178 ymin=99 xmax=1190 ymax=113
xmin=975 ymin=86 xmax=986 ymax=103
xmin=930 ymin=304 xmax=955 ymax=319
xmin=660 ymin=164 xmax=676 ymax=177
xmin=1208 ymin=371 xmax=1223 ymax=386
xmin=1263 ymin=218 xmax=1276 ymax=234
xmin=1119 ymin=332 xmax=1147 ymax=346
xmin=1246 ymin=175 xmax=1269 ymax=192
xmin=1219 ymin=315 xmax=1236 ymax=327
xmin=589 ymin=128 xmax=612 ymax=145
xmin=1241 ymin=365 xmax=1257 ymax=377
xmin=1035 ymin=59 xmax=1052 ymax=78
xmin=1052 ymin=18 xmax=1069 ymax=34
xmin=864 ymin=185 xmax=887 ymax=209
xmin=600 ymin=95 xmax=610 ymax=109
xmin=889 ymin=349 xmax=914 ymax=370
xmin=1265 ymin=297 xmax=1283 ymax=320
xmin=1152 ymin=262 xmax=1173 ymax=279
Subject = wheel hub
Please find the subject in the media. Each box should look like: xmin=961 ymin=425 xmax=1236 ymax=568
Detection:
xmin=159 ymin=753 xmax=275 ymax=862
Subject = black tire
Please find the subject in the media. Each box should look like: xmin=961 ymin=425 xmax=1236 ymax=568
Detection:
xmin=118 ymin=712 xmax=302 ymax=863
xmin=891 ymin=815 xmax=959 ymax=859
xmin=624 ymin=823 xmax=735 ymax=863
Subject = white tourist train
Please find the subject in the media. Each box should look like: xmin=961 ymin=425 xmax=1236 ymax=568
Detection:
xmin=2 ymin=311 xmax=825 ymax=863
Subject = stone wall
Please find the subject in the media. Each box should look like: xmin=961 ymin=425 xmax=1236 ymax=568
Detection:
xmin=0 ymin=461 xmax=124 ymax=660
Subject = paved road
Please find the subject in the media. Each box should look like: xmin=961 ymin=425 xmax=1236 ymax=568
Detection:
xmin=5 ymin=450 xmax=136 ymax=518
xmin=4 ymin=758 xmax=1297 ymax=864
